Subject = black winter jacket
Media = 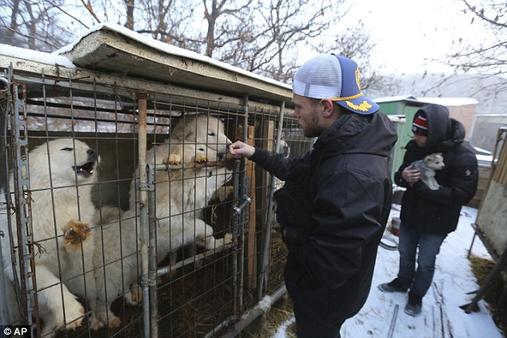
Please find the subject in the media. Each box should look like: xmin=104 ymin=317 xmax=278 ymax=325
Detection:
xmin=251 ymin=112 xmax=397 ymax=326
xmin=394 ymin=104 xmax=478 ymax=234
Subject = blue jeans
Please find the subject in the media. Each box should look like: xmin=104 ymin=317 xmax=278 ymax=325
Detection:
xmin=397 ymin=222 xmax=447 ymax=297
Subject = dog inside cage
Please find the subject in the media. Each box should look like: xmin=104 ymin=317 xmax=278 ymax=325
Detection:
xmin=0 ymin=76 xmax=244 ymax=337
xmin=0 ymin=59 xmax=311 ymax=338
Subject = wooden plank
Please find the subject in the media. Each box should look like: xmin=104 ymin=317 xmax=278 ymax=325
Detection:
xmin=246 ymin=126 xmax=257 ymax=289
xmin=493 ymin=137 xmax=507 ymax=184
xmin=261 ymin=120 xmax=275 ymax=208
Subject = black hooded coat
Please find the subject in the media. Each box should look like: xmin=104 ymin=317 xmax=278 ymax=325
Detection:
xmin=250 ymin=112 xmax=397 ymax=326
xmin=394 ymin=104 xmax=478 ymax=234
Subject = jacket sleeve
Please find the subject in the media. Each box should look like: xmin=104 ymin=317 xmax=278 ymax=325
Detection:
xmin=394 ymin=144 xmax=417 ymax=188
xmin=289 ymin=170 xmax=386 ymax=289
xmin=412 ymin=150 xmax=478 ymax=207
xmin=249 ymin=148 xmax=306 ymax=181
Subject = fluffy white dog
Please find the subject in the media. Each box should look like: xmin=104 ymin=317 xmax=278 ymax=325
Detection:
xmin=0 ymin=139 xmax=98 ymax=336
xmin=90 ymin=115 xmax=233 ymax=329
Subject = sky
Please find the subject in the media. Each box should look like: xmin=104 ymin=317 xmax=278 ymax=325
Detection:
xmin=311 ymin=0 xmax=497 ymax=75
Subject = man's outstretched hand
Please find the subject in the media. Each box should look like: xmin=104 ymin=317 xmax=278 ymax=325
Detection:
xmin=229 ymin=141 xmax=255 ymax=159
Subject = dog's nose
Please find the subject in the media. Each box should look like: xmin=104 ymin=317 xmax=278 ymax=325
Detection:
xmin=217 ymin=152 xmax=225 ymax=160
xmin=87 ymin=148 xmax=98 ymax=161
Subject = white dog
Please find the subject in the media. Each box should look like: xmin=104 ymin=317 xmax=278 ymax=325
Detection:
xmin=90 ymin=115 xmax=233 ymax=329
xmin=410 ymin=153 xmax=445 ymax=190
xmin=0 ymin=139 xmax=98 ymax=336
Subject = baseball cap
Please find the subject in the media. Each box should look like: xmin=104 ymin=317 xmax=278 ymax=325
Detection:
xmin=292 ymin=54 xmax=379 ymax=114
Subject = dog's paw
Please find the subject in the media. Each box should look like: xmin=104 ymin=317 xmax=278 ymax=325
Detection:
xmin=107 ymin=315 xmax=122 ymax=328
xmin=223 ymin=233 xmax=233 ymax=245
xmin=194 ymin=153 xmax=208 ymax=164
xmin=90 ymin=315 xmax=105 ymax=331
xmin=62 ymin=220 xmax=92 ymax=250
xmin=125 ymin=283 xmax=142 ymax=306
xmin=63 ymin=295 xmax=85 ymax=330
xmin=164 ymin=153 xmax=182 ymax=165
xmin=91 ymin=310 xmax=121 ymax=330
xmin=42 ymin=297 xmax=84 ymax=336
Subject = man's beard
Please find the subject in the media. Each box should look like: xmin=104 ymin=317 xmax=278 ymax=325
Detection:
xmin=302 ymin=115 xmax=323 ymax=137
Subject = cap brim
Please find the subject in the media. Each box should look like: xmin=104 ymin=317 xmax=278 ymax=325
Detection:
xmin=336 ymin=95 xmax=379 ymax=115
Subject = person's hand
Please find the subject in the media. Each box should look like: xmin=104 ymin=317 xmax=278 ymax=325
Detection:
xmin=401 ymin=166 xmax=421 ymax=185
xmin=229 ymin=141 xmax=255 ymax=159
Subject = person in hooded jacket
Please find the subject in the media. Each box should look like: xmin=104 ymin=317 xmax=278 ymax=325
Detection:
xmin=379 ymin=104 xmax=478 ymax=316
xmin=229 ymin=54 xmax=397 ymax=338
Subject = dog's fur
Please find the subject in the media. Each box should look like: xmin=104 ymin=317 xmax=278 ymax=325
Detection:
xmin=90 ymin=115 xmax=233 ymax=329
xmin=0 ymin=139 xmax=98 ymax=336
xmin=410 ymin=153 xmax=445 ymax=190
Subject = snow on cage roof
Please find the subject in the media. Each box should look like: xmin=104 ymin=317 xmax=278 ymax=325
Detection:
xmin=56 ymin=23 xmax=291 ymax=90
xmin=54 ymin=23 xmax=292 ymax=102
xmin=0 ymin=44 xmax=75 ymax=68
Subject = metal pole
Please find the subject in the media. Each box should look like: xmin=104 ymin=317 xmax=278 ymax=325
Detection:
xmin=258 ymin=101 xmax=285 ymax=300
xmin=136 ymin=92 xmax=150 ymax=338
xmin=237 ymin=96 xmax=249 ymax=312
xmin=231 ymin=160 xmax=240 ymax=317
xmin=386 ymin=304 xmax=399 ymax=338
xmin=0 ymin=75 xmax=10 ymax=325
xmin=220 ymin=285 xmax=287 ymax=338
xmin=11 ymin=76 xmax=37 ymax=336
xmin=147 ymin=165 xmax=159 ymax=338
xmin=463 ymin=247 xmax=507 ymax=313
xmin=0 ymin=230 xmax=9 ymax=324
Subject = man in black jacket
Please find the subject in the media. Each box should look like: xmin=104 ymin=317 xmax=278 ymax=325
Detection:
xmin=379 ymin=104 xmax=478 ymax=316
xmin=230 ymin=54 xmax=397 ymax=338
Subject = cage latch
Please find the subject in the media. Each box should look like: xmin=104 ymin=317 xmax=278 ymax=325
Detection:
xmin=233 ymin=195 xmax=251 ymax=215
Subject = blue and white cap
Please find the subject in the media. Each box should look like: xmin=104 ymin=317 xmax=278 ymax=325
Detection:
xmin=292 ymin=54 xmax=379 ymax=115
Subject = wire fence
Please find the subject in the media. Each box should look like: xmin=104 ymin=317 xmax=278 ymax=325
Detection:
xmin=0 ymin=65 xmax=312 ymax=338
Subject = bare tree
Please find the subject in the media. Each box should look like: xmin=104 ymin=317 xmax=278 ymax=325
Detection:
xmin=314 ymin=23 xmax=383 ymax=90
xmin=134 ymin=0 xmax=197 ymax=49
xmin=2 ymin=0 xmax=379 ymax=90
xmin=125 ymin=0 xmax=135 ymax=29
xmin=450 ymin=0 xmax=506 ymax=76
xmin=210 ymin=0 xmax=342 ymax=83
xmin=0 ymin=0 xmax=71 ymax=50
xmin=200 ymin=0 xmax=253 ymax=57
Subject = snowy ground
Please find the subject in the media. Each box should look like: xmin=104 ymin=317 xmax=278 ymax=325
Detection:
xmin=273 ymin=206 xmax=504 ymax=338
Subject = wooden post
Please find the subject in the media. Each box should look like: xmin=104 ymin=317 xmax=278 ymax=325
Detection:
xmin=246 ymin=126 xmax=257 ymax=289
xmin=261 ymin=120 xmax=274 ymax=216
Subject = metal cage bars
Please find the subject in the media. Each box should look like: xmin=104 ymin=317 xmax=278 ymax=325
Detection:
xmin=0 ymin=68 xmax=297 ymax=337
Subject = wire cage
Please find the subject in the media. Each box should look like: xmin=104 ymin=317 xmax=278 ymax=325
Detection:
xmin=0 ymin=35 xmax=310 ymax=338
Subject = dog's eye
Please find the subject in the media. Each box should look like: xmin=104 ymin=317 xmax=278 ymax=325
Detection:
xmin=208 ymin=132 xmax=215 ymax=137
xmin=60 ymin=147 xmax=73 ymax=151
xmin=198 ymin=148 xmax=205 ymax=152
xmin=208 ymin=170 xmax=213 ymax=177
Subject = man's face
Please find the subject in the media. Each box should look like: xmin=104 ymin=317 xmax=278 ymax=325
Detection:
xmin=292 ymin=94 xmax=324 ymax=137
xmin=414 ymin=134 xmax=428 ymax=147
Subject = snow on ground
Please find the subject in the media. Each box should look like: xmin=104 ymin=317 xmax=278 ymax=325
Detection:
xmin=273 ymin=206 xmax=504 ymax=338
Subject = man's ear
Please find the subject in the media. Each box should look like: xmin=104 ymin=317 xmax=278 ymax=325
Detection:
xmin=320 ymin=99 xmax=335 ymax=117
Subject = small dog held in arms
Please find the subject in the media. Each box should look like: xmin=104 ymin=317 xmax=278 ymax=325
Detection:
xmin=89 ymin=115 xmax=234 ymax=329
xmin=0 ymin=139 xmax=99 ymax=336
xmin=410 ymin=153 xmax=445 ymax=190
